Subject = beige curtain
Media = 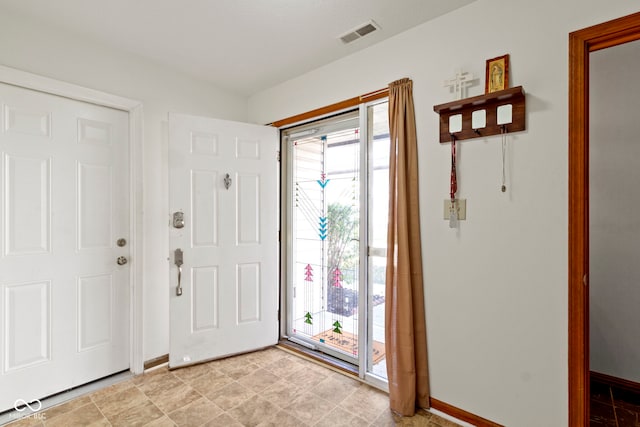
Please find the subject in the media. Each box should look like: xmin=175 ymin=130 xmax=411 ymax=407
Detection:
xmin=385 ymin=78 xmax=430 ymax=416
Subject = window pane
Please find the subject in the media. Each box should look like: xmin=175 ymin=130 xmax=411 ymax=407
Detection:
xmin=368 ymin=101 xmax=389 ymax=380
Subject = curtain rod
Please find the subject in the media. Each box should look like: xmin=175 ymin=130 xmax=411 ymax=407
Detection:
xmin=268 ymin=87 xmax=388 ymax=128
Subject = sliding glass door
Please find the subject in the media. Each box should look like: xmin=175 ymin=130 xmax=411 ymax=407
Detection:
xmin=282 ymin=99 xmax=389 ymax=385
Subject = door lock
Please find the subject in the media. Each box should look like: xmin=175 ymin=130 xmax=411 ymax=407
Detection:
xmin=117 ymin=238 xmax=127 ymax=247
xmin=173 ymin=211 xmax=185 ymax=229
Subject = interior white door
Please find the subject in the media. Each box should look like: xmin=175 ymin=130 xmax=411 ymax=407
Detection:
xmin=0 ymin=83 xmax=130 ymax=411
xmin=169 ymin=113 xmax=278 ymax=368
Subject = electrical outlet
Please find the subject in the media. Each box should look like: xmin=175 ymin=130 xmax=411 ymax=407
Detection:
xmin=443 ymin=199 xmax=466 ymax=220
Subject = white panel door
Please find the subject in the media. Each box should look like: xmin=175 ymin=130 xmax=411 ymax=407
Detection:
xmin=0 ymin=83 xmax=130 ymax=411
xmin=169 ymin=113 xmax=278 ymax=368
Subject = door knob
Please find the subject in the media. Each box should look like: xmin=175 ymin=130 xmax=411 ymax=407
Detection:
xmin=116 ymin=256 xmax=128 ymax=265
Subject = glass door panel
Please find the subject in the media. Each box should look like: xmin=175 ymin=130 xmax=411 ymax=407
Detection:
xmin=366 ymin=101 xmax=390 ymax=380
xmin=287 ymin=112 xmax=361 ymax=363
xmin=284 ymin=100 xmax=390 ymax=381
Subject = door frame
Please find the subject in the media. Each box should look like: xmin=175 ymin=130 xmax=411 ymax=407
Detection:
xmin=568 ymin=12 xmax=640 ymax=426
xmin=0 ymin=65 xmax=145 ymax=374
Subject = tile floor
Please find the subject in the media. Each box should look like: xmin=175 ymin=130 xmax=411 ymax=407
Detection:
xmin=590 ymin=378 xmax=640 ymax=426
xmin=7 ymin=346 xmax=461 ymax=427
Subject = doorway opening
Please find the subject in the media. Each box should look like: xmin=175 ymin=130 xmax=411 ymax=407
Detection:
xmin=281 ymin=98 xmax=390 ymax=386
xmin=568 ymin=11 xmax=640 ymax=426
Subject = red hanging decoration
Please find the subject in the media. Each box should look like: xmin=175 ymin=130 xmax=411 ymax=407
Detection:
xmin=450 ymin=136 xmax=457 ymax=202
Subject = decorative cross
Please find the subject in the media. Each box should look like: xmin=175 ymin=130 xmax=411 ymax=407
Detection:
xmin=444 ymin=70 xmax=476 ymax=100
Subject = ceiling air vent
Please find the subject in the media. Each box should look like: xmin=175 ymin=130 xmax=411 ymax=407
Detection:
xmin=339 ymin=20 xmax=380 ymax=44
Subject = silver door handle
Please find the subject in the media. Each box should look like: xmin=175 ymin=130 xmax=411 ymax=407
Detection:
xmin=176 ymin=265 xmax=182 ymax=296
xmin=175 ymin=248 xmax=183 ymax=296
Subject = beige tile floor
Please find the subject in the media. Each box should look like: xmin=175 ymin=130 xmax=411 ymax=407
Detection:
xmin=7 ymin=346 xmax=461 ymax=427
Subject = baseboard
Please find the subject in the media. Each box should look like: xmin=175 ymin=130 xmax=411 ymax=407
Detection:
xmin=143 ymin=354 xmax=169 ymax=370
xmin=430 ymin=397 xmax=504 ymax=427
xmin=591 ymin=370 xmax=640 ymax=393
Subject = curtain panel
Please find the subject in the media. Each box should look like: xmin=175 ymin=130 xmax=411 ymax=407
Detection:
xmin=385 ymin=78 xmax=430 ymax=416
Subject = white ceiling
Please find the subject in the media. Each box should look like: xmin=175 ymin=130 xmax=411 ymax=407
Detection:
xmin=1 ymin=0 xmax=476 ymax=96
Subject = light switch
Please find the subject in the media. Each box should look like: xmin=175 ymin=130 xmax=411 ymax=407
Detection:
xmin=443 ymin=199 xmax=466 ymax=220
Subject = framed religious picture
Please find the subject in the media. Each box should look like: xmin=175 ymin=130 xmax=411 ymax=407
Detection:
xmin=485 ymin=54 xmax=509 ymax=93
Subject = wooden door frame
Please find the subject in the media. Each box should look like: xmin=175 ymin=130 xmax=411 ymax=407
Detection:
xmin=568 ymin=11 xmax=640 ymax=426
xmin=0 ymin=65 xmax=145 ymax=374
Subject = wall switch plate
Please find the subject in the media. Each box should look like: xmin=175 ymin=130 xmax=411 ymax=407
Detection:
xmin=443 ymin=199 xmax=466 ymax=220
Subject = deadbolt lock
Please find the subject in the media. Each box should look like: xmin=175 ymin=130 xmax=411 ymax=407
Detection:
xmin=173 ymin=211 xmax=185 ymax=229
xmin=117 ymin=238 xmax=127 ymax=247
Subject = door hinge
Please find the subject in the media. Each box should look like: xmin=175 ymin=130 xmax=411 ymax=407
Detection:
xmin=277 ymin=151 xmax=281 ymax=162
xmin=277 ymin=310 xmax=280 ymax=321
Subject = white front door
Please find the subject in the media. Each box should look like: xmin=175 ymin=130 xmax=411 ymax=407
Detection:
xmin=168 ymin=113 xmax=278 ymax=368
xmin=0 ymin=83 xmax=130 ymax=411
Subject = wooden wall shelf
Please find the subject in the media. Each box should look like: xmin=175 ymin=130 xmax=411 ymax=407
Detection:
xmin=433 ymin=86 xmax=526 ymax=143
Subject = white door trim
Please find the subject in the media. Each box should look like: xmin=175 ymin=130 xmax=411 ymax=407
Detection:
xmin=0 ymin=65 xmax=145 ymax=374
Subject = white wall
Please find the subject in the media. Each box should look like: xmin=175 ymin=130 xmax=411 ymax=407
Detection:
xmin=0 ymin=8 xmax=248 ymax=361
xmin=590 ymin=40 xmax=640 ymax=384
xmin=248 ymin=1 xmax=640 ymax=425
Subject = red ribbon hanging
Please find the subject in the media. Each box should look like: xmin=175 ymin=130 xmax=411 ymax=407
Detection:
xmin=450 ymin=136 xmax=457 ymax=202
